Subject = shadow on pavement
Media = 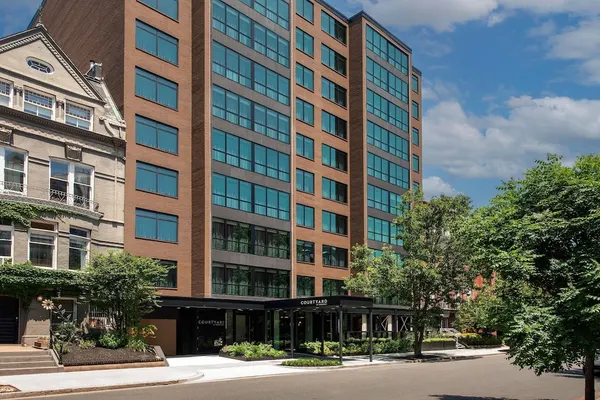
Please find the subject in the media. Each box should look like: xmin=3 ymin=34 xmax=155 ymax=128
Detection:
xmin=430 ymin=395 xmax=519 ymax=400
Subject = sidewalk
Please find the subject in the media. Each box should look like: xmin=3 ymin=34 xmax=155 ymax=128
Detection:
xmin=0 ymin=366 xmax=203 ymax=398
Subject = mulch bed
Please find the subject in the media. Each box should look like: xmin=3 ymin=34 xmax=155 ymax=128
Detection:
xmin=0 ymin=385 xmax=19 ymax=393
xmin=61 ymin=346 xmax=163 ymax=367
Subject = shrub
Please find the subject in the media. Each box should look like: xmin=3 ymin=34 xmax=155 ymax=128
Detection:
xmin=126 ymin=338 xmax=147 ymax=352
xmin=457 ymin=333 xmax=502 ymax=346
xmin=99 ymin=332 xmax=128 ymax=349
xmin=78 ymin=339 xmax=96 ymax=349
xmin=282 ymin=359 xmax=341 ymax=367
xmin=423 ymin=337 xmax=456 ymax=343
xmin=221 ymin=342 xmax=286 ymax=360
xmin=299 ymin=338 xmax=412 ymax=356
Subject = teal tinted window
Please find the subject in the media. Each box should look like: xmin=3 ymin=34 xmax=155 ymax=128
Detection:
xmin=296 ymin=98 xmax=314 ymax=125
xmin=366 ymin=57 xmax=408 ymax=104
xmin=296 ymin=169 xmax=314 ymax=194
xmin=368 ymin=216 xmax=402 ymax=246
xmin=367 ymin=152 xmax=409 ymax=189
xmin=139 ymin=0 xmax=178 ymax=20
xmin=322 ymin=210 xmax=347 ymax=235
xmin=135 ymin=67 xmax=178 ymax=109
xmin=296 ymin=0 xmax=313 ymax=22
xmin=296 ymin=28 xmax=314 ymax=56
xmin=366 ymin=25 xmax=408 ymax=75
xmin=412 ymin=74 xmax=419 ymax=93
xmin=322 ymin=177 xmax=347 ymax=203
xmin=321 ymin=11 xmax=346 ymax=44
xmin=322 ymin=144 xmax=347 ymax=171
xmin=296 ymin=133 xmax=314 ymax=160
xmin=412 ymin=154 xmax=419 ymax=172
xmin=322 ymin=110 xmax=347 ymax=139
xmin=321 ymin=44 xmax=346 ymax=75
xmin=242 ymin=0 xmax=289 ymax=29
xmin=296 ymin=204 xmax=315 ymax=228
xmin=322 ymin=245 xmax=347 ymax=268
xmin=296 ymin=63 xmax=314 ymax=91
xmin=321 ymin=77 xmax=346 ymax=107
xmin=367 ymin=121 xmax=408 ymax=161
xmin=136 ymin=20 xmax=178 ymax=64
xmin=135 ymin=115 xmax=178 ymax=154
xmin=367 ymin=184 xmax=404 ymax=215
xmin=412 ymin=127 xmax=419 ymax=146
xmin=412 ymin=101 xmax=420 ymax=120
xmin=136 ymin=161 xmax=178 ymax=197
xmin=367 ymin=90 xmax=409 ymax=132
xmin=135 ymin=209 xmax=178 ymax=242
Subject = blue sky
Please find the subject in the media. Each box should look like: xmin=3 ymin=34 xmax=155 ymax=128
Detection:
xmin=2 ymin=0 xmax=600 ymax=206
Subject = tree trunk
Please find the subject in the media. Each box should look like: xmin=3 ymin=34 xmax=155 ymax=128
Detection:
xmin=413 ymin=323 xmax=426 ymax=358
xmin=584 ymin=354 xmax=596 ymax=400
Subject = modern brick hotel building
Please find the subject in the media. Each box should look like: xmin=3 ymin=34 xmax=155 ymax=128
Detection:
xmin=36 ymin=0 xmax=423 ymax=356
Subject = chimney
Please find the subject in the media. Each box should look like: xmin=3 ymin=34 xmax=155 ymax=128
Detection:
xmin=88 ymin=60 xmax=103 ymax=80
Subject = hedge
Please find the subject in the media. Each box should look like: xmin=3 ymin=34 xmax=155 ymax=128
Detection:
xmin=282 ymin=359 xmax=341 ymax=367
xmin=300 ymin=338 xmax=412 ymax=356
xmin=457 ymin=333 xmax=502 ymax=346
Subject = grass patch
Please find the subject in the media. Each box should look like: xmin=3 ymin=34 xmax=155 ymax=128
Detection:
xmin=282 ymin=359 xmax=342 ymax=367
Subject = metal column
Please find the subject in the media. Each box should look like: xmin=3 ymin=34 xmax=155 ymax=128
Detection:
xmin=320 ymin=312 xmax=325 ymax=356
xmin=290 ymin=310 xmax=295 ymax=358
xmin=338 ymin=307 xmax=343 ymax=364
xmin=369 ymin=309 xmax=373 ymax=362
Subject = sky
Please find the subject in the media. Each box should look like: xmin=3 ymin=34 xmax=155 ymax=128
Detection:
xmin=2 ymin=0 xmax=600 ymax=206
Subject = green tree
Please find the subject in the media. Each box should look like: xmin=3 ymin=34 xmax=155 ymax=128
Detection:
xmin=463 ymin=155 xmax=600 ymax=400
xmin=85 ymin=252 xmax=170 ymax=333
xmin=455 ymin=285 xmax=503 ymax=334
xmin=346 ymin=191 xmax=476 ymax=357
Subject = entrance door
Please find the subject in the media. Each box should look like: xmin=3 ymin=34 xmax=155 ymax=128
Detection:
xmin=196 ymin=310 xmax=226 ymax=353
xmin=0 ymin=296 xmax=19 ymax=344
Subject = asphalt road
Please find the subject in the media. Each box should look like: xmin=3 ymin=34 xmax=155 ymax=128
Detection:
xmin=39 ymin=355 xmax=597 ymax=400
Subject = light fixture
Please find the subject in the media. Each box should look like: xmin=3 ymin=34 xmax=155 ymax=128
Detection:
xmin=36 ymin=295 xmax=44 ymax=302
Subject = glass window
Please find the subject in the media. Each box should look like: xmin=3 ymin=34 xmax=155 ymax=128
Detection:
xmin=323 ymin=278 xmax=346 ymax=296
xmin=135 ymin=209 xmax=178 ymax=242
xmin=368 ymin=216 xmax=402 ymax=246
xmin=296 ymin=98 xmax=314 ymax=125
xmin=296 ymin=240 xmax=315 ymax=264
xmin=321 ymin=77 xmax=346 ymax=107
xmin=243 ymin=0 xmax=289 ymax=29
xmin=0 ymin=80 xmax=11 ymax=107
xmin=321 ymin=44 xmax=346 ymax=76
xmin=156 ymin=260 xmax=177 ymax=288
xmin=135 ymin=67 xmax=178 ymax=109
xmin=412 ymin=74 xmax=419 ymax=93
xmin=322 ymin=177 xmax=347 ymax=203
xmin=65 ymin=102 xmax=92 ymax=130
xmin=212 ymin=263 xmax=289 ymax=298
xmin=412 ymin=154 xmax=420 ymax=173
xmin=322 ymin=210 xmax=347 ymax=235
xmin=49 ymin=160 xmax=94 ymax=209
xmin=296 ymin=169 xmax=314 ymax=194
xmin=296 ymin=28 xmax=314 ymax=56
xmin=212 ymin=218 xmax=290 ymax=260
xmin=135 ymin=20 xmax=178 ymax=64
xmin=136 ymin=161 xmax=178 ymax=197
xmin=139 ymin=0 xmax=178 ymax=20
xmin=296 ymin=0 xmax=313 ymax=22
xmin=367 ymin=152 xmax=409 ymax=189
xmin=366 ymin=25 xmax=408 ymax=75
xmin=367 ymin=120 xmax=408 ymax=161
xmin=296 ymin=63 xmax=314 ymax=91
xmin=323 ymin=245 xmax=347 ymax=268
xmin=412 ymin=127 xmax=419 ymax=146
xmin=413 ymin=181 xmax=420 ymax=192
xmin=68 ymin=228 xmax=90 ymax=271
xmin=322 ymin=110 xmax=347 ymax=139
xmin=29 ymin=224 xmax=56 ymax=268
xmin=296 ymin=204 xmax=314 ymax=228
xmin=0 ymin=223 xmax=12 ymax=262
xmin=412 ymin=101 xmax=420 ymax=120
xmin=322 ymin=144 xmax=347 ymax=171
xmin=136 ymin=115 xmax=178 ymax=154
xmin=1 ymin=147 xmax=26 ymax=193
xmin=366 ymin=57 xmax=408 ymax=104
xmin=24 ymin=89 xmax=53 ymax=119
xmin=297 ymin=275 xmax=315 ymax=297
xmin=367 ymin=184 xmax=404 ymax=215
xmin=321 ymin=11 xmax=346 ymax=44
xmin=296 ymin=133 xmax=314 ymax=160
xmin=367 ymin=89 xmax=409 ymax=132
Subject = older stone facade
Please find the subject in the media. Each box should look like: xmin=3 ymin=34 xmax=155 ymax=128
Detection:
xmin=0 ymin=25 xmax=126 ymax=345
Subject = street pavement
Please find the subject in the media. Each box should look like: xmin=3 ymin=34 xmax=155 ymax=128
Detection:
xmin=38 ymin=355 xmax=598 ymax=400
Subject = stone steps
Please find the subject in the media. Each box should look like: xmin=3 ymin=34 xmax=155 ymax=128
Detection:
xmin=0 ymin=350 xmax=60 ymax=376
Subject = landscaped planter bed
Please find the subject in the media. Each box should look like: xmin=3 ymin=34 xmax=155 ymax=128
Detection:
xmin=218 ymin=351 xmax=290 ymax=362
xmin=421 ymin=340 xmax=456 ymax=351
xmin=60 ymin=346 xmax=163 ymax=367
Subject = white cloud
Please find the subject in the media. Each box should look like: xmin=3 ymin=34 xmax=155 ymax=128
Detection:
xmin=423 ymin=176 xmax=459 ymax=199
xmin=424 ymin=95 xmax=600 ymax=179
xmin=528 ymin=20 xmax=556 ymax=37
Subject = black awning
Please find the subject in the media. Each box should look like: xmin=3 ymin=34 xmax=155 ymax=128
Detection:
xmin=265 ymin=295 xmax=374 ymax=310
xmin=159 ymin=295 xmax=265 ymax=310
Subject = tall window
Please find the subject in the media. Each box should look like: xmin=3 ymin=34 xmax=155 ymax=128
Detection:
xmin=367 ymin=120 xmax=409 ymax=161
xmin=368 ymin=216 xmax=402 ymax=246
xmin=321 ymin=77 xmax=346 ymax=107
xmin=323 ymin=278 xmax=346 ymax=296
xmin=297 ymin=276 xmax=315 ymax=297
xmin=29 ymin=221 xmax=56 ymax=268
xmin=135 ymin=115 xmax=178 ymax=154
xmin=296 ymin=98 xmax=314 ymax=125
xmin=24 ymin=89 xmax=53 ymax=119
xmin=368 ymin=184 xmax=404 ymax=215
xmin=412 ymin=154 xmax=420 ymax=173
xmin=135 ymin=67 xmax=178 ymax=109
xmin=50 ymin=160 xmax=94 ymax=209
xmin=139 ymin=0 xmax=178 ymax=20
xmin=367 ymin=89 xmax=409 ymax=132
xmin=321 ymin=45 xmax=346 ymax=76
xmin=157 ymin=260 xmax=178 ymax=288
xmin=412 ymin=127 xmax=419 ymax=146
xmin=321 ymin=11 xmax=346 ymax=44
xmin=412 ymin=74 xmax=419 ymax=93
xmin=68 ymin=228 xmax=90 ymax=270
xmin=296 ymin=63 xmax=314 ymax=91
xmin=322 ymin=110 xmax=347 ymax=139
xmin=296 ymin=204 xmax=315 ymax=228
xmin=0 ymin=80 xmax=12 ymax=107
xmin=0 ymin=221 xmax=12 ymax=263
xmin=322 ymin=245 xmax=347 ymax=268
xmin=296 ymin=28 xmax=314 ymax=56
xmin=367 ymin=152 xmax=409 ymax=189
xmin=297 ymin=240 xmax=315 ymax=263
xmin=0 ymin=147 xmax=26 ymax=193
xmin=296 ymin=169 xmax=314 ymax=194
xmin=322 ymin=210 xmax=347 ymax=235
xmin=366 ymin=25 xmax=408 ymax=75
xmin=413 ymin=181 xmax=420 ymax=192
xmin=322 ymin=144 xmax=347 ymax=171
xmin=135 ymin=209 xmax=178 ymax=242
xmin=239 ymin=0 xmax=289 ymax=29
xmin=322 ymin=177 xmax=347 ymax=203
xmin=296 ymin=133 xmax=314 ymax=160
xmin=366 ymin=57 xmax=408 ymax=104
xmin=296 ymin=0 xmax=313 ymax=22
xmin=136 ymin=161 xmax=178 ymax=197
xmin=412 ymin=101 xmax=420 ymax=120
xmin=136 ymin=20 xmax=178 ymax=64
xmin=64 ymin=102 xmax=93 ymax=130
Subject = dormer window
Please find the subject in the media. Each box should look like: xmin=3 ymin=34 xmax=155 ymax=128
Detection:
xmin=65 ymin=102 xmax=93 ymax=130
xmin=24 ymin=89 xmax=54 ymax=120
xmin=0 ymin=80 xmax=11 ymax=107
xmin=26 ymin=58 xmax=54 ymax=74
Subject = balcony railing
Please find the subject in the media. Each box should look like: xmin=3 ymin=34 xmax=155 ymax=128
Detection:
xmin=0 ymin=181 xmax=99 ymax=212
xmin=212 ymin=238 xmax=290 ymax=259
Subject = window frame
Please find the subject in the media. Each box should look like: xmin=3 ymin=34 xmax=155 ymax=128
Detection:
xmin=322 ymin=177 xmax=347 ymax=204
xmin=135 ymin=67 xmax=178 ymax=110
xmin=321 ymin=110 xmax=347 ymax=140
xmin=135 ymin=208 xmax=179 ymax=243
xmin=321 ymin=11 xmax=347 ymax=45
xmin=135 ymin=114 xmax=179 ymax=154
xmin=322 ymin=244 xmax=348 ymax=269
xmin=412 ymin=127 xmax=419 ymax=146
xmin=296 ymin=0 xmax=314 ymax=23
xmin=322 ymin=144 xmax=348 ymax=172
xmin=135 ymin=19 xmax=179 ymax=65
xmin=0 ymin=222 xmax=13 ymax=264
xmin=296 ymin=133 xmax=314 ymax=160
xmin=412 ymin=154 xmax=420 ymax=173
xmin=137 ymin=0 xmax=179 ymax=21
xmin=296 ymin=275 xmax=315 ymax=297
xmin=296 ymin=28 xmax=314 ymax=57
xmin=296 ymin=240 xmax=315 ymax=264
xmin=412 ymin=100 xmax=420 ymax=120
xmin=23 ymin=88 xmax=55 ymax=120
xmin=49 ymin=159 xmax=95 ymax=210
xmin=321 ymin=77 xmax=347 ymax=108
xmin=68 ymin=227 xmax=90 ymax=271
xmin=0 ymin=79 xmax=13 ymax=108
xmin=295 ymin=63 xmax=314 ymax=92
xmin=65 ymin=101 xmax=94 ymax=131
xmin=136 ymin=161 xmax=179 ymax=198
xmin=321 ymin=44 xmax=347 ymax=76
xmin=412 ymin=74 xmax=419 ymax=93
xmin=0 ymin=146 xmax=28 ymax=195
xmin=322 ymin=210 xmax=348 ymax=236
xmin=296 ymin=204 xmax=315 ymax=229
xmin=296 ymin=168 xmax=315 ymax=194
xmin=28 ymin=222 xmax=57 ymax=269
xmin=296 ymin=98 xmax=314 ymax=125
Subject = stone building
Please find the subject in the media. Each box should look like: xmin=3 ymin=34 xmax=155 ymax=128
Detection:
xmin=0 ymin=24 xmax=126 ymax=345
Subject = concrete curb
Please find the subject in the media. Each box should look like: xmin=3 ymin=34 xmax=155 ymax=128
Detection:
xmin=0 ymin=372 xmax=204 ymax=399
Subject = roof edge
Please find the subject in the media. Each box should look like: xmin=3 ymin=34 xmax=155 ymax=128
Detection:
xmin=412 ymin=66 xmax=422 ymax=76
xmin=349 ymin=11 xmax=413 ymax=54
xmin=315 ymin=0 xmax=350 ymax=24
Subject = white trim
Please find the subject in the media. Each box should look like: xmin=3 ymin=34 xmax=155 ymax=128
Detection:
xmin=0 ymin=221 xmax=13 ymax=264
xmin=0 ymin=78 xmax=13 ymax=108
xmin=68 ymin=227 xmax=91 ymax=271
xmin=49 ymin=158 xmax=95 ymax=210
xmin=27 ymin=222 xmax=57 ymax=269
xmin=65 ymin=100 xmax=94 ymax=131
xmin=23 ymin=87 xmax=55 ymax=120
xmin=0 ymin=146 xmax=28 ymax=195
